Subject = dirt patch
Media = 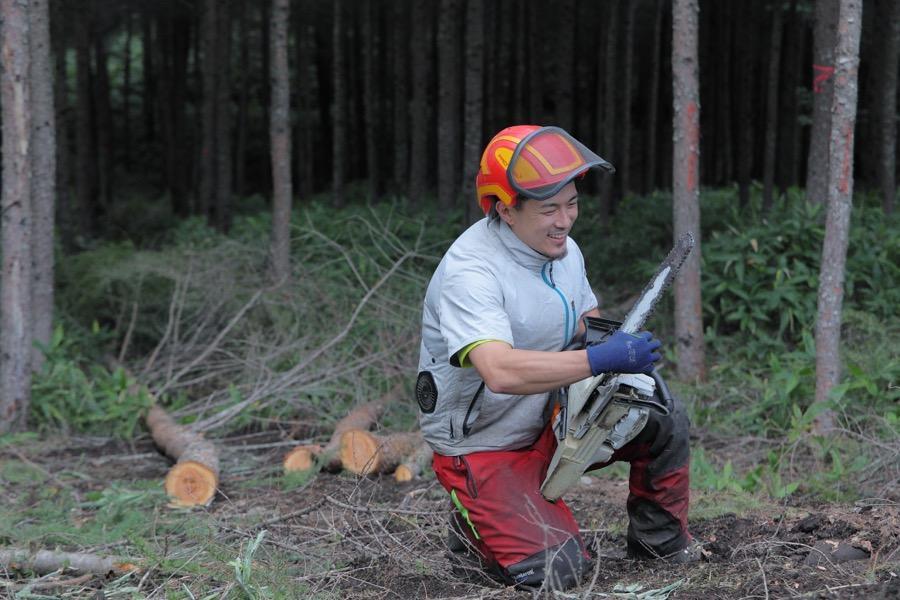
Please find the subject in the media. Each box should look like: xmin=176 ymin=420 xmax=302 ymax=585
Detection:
xmin=2 ymin=434 xmax=898 ymax=598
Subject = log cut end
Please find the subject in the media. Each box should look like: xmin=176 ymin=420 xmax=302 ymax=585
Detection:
xmin=283 ymin=444 xmax=322 ymax=473
xmin=340 ymin=429 xmax=380 ymax=475
xmin=394 ymin=465 xmax=414 ymax=482
xmin=164 ymin=460 xmax=218 ymax=507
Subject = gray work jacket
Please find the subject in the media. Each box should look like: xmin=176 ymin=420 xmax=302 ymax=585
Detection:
xmin=416 ymin=218 xmax=598 ymax=455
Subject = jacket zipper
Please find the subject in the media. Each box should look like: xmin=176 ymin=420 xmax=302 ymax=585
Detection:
xmin=541 ymin=262 xmax=575 ymax=346
xmin=462 ymin=381 xmax=485 ymax=437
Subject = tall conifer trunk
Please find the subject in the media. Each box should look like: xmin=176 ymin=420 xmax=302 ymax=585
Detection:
xmin=462 ymin=0 xmax=484 ymax=224
xmin=29 ymin=0 xmax=56 ymax=374
xmin=806 ymin=0 xmax=839 ymax=205
xmin=437 ymin=0 xmax=462 ymax=209
xmin=762 ymin=5 xmax=784 ymax=212
xmin=672 ymin=0 xmax=705 ymax=382
xmin=875 ymin=0 xmax=899 ymax=215
xmin=1 ymin=0 xmax=34 ymax=432
xmin=813 ymin=0 xmax=863 ymax=434
xmin=269 ymin=0 xmax=292 ymax=284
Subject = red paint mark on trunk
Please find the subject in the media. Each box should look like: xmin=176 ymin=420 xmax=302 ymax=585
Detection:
xmin=813 ymin=64 xmax=834 ymax=93
xmin=686 ymin=102 xmax=699 ymax=192
xmin=839 ymin=123 xmax=853 ymax=194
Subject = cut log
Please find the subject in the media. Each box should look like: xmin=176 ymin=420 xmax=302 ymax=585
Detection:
xmin=394 ymin=442 xmax=434 ymax=482
xmin=0 ymin=547 xmax=139 ymax=575
xmin=283 ymin=443 xmax=322 ymax=472
xmin=283 ymin=384 xmax=400 ymax=473
xmin=340 ymin=430 xmax=423 ymax=475
xmin=146 ymin=404 xmax=219 ymax=507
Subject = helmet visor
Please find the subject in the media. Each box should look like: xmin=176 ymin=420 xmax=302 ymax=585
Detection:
xmin=506 ymin=127 xmax=615 ymax=201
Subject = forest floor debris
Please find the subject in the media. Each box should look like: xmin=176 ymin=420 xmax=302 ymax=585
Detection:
xmin=1 ymin=431 xmax=898 ymax=599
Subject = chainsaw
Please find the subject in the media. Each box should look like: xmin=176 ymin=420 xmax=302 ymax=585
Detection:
xmin=540 ymin=233 xmax=695 ymax=501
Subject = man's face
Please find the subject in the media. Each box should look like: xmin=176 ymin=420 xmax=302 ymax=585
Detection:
xmin=497 ymin=182 xmax=579 ymax=260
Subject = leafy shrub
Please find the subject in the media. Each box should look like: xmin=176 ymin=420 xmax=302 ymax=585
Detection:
xmin=30 ymin=326 xmax=153 ymax=437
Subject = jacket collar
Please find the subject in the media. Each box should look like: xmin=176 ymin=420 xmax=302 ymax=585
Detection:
xmin=489 ymin=218 xmax=552 ymax=272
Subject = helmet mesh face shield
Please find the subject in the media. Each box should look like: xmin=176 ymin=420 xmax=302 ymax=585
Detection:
xmin=506 ymin=127 xmax=615 ymax=201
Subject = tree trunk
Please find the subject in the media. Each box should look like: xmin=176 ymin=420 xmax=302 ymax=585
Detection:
xmin=122 ymin=10 xmax=133 ymax=168
xmin=462 ymin=0 xmax=484 ymax=224
xmin=53 ymin=7 xmax=73 ymax=251
xmin=235 ymin=0 xmax=249 ymax=199
xmin=29 ymin=0 xmax=55 ymax=375
xmin=294 ymin=1 xmax=317 ymax=200
xmin=141 ymin=5 xmax=156 ymax=141
xmin=621 ymin=0 xmax=637 ymax=196
xmin=199 ymin=0 xmax=217 ymax=220
xmin=736 ymin=2 xmax=757 ymax=209
xmin=146 ymin=404 xmax=220 ymax=507
xmin=362 ymin=0 xmax=381 ymax=203
xmin=781 ymin=1 xmax=806 ymax=189
xmin=672 ymin=0 xmax=705 ymax=382
xmin=332 ymin=0 xmax=347 ymax=207
xmin=713 ymin=0 xmax=733 ymax=185
xmin=394 ymin=442 xmax=433 ymax=482
xmin=437 ymin=0 xmax=462 ymax=210
xmin=270 ymin=0 xmax=292 ymax=284
xmin=813 ymin=0 xmax=863 ymax=434
xmin=391 ymin=0 xmax=410 ymax=197
xmin=0 ymin=0 xmax=33 ymax=432
xmin=762 ymin=5 xmax=785 ymax=213
xmin=599 ymin=1 xmax=619 ymax=220
xmin=408 ymin=0 xmax=433 ymax=203
xmin=646 ymin=0 xmax=665 ymax=193
xmin=875 ymin=0 xmax=899 ymax=215
xmin=93 ymin=34 xmax=113 ymax=212
xmin=553 ymin=0 xmax=575 ymax=132
xmin=214 ymin=1 xmax=233 ymax=232
xmin=74 ymin=7 xmax=96 ymax=235
xmin=806 ymin=0 xmax=839 ymax=205
xmin=0 ymin=548 xmax=138 ymax=576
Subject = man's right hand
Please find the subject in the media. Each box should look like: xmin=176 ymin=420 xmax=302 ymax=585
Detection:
xmin=586 ymin=330 xmax=662 ymax=375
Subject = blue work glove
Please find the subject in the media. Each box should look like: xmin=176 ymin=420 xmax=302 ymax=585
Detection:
xmin=586 ymin=330 xmax=662 ymax=375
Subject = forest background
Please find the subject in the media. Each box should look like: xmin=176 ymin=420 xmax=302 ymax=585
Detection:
xmin=0 ymin=0 xmax=898 ymax=597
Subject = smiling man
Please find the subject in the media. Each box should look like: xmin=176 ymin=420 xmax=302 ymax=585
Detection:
xmin=415 ymin=126 xmax=696 ymax=590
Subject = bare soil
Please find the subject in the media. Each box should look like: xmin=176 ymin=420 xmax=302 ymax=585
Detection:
xmin=2 ymin=431 xmax=898 ymax=599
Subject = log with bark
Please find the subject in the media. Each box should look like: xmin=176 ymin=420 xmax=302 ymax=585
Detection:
xmin=282 ymin=384 xmax=400 ymax=473
xmin=340 ymin=430 xmax=424 ymax=476
xmin=394 ymin=442 xmax=434 ymax=482
xmin=0 ymin=547 xmax=139 ymax=576
xmin=146 ymin=404 xmax=219 ymax=507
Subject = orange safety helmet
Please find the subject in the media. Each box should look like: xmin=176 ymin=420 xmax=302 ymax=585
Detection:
xmin=475 ymin=125 xmax=615 ymax=215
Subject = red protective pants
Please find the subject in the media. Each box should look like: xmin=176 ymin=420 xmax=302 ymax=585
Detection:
xmin=432 ymin=395 xmax=691 ymax=586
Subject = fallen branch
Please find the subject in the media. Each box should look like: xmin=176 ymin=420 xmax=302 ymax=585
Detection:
xmin=394 ymin=442 xmax=434 ymax=482
xmin=146 ymin=404 xmax=220 ymax=507
xmin=283 ymin=384 xmax=400 ymax=473
xmin=0 ymin=547 xmax=139 ymax=576
xmin=340 ymin=430 xmax=423 ymax=476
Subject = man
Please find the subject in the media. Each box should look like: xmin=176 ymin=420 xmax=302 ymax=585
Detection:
xmin=416 ymin=125 xmax=696 ymax=589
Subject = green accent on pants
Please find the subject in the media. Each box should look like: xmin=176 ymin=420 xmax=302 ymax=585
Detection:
xmin=450 ymin=489 xmax=481 ymax=540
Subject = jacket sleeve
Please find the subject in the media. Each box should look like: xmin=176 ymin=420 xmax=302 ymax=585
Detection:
xmin=438 ymin=263 xmax=514 ymax=367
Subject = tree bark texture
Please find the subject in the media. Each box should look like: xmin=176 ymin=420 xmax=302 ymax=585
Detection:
xmin=671 ymin=0 xmax=706 ymax=382
xmin=736 ymin=1 xmax=757 ymax=209
xmin=1 ymin=0 xmax=34 ymax=432
xmin=437 ymin=0 xmax=462 ymax=210
xmin=621 ymin=0 xmax=637 ymax=196
xmin=813 ymin=0 xmax=863 ymax=433
xmin=362 ymin=0 xmax=381 ymax=203
xmin=599 ymin=1 xmax=620 ymax=220
xmin=875 ymin=0 xmax=899 ymax=215
xmin=199 ymin=0 xmax=217 ymax=219
xmin=762 ymin=5 xmax=785 ymax=212
xmin=0 ymin=548 xmax=138 ymax=576
xmin=269 ymin=0 xmax=292 ymax=284
xmin=93 ymin=34 xmax=113 ymax=211
xmin=29 ymin=0 xmax=56 ymax=374
xmin=806 ymin=0 xmax=839 ymax=205
xmin=294 ymin=1 xmax=318 ymax=200
xmin=462 ymin=0 xmax=484 ymax=224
